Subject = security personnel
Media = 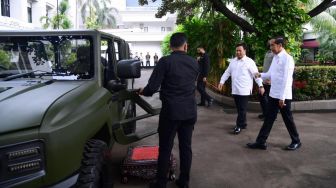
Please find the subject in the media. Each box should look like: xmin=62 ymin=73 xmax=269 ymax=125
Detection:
xmin=196 ymin=47 xmax=213 ymax=107
xmin=139 ymin=32 xmax=199 ymax=188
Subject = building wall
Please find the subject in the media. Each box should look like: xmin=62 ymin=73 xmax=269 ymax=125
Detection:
xmin=104 ymin=0 xmax=176 ymax=65
xmin=0 ymin=0 xmax=57 ymax=30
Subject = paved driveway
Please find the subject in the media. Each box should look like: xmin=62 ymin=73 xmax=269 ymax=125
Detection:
xmin=110 ymin=69 xmax=336 ymax=188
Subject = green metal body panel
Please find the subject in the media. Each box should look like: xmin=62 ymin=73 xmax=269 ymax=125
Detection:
xmin=0 ymin=30 xmax=159 ymax=188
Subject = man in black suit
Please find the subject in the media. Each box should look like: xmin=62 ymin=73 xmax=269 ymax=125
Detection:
xmin=139 ymin=32 xmax=199 ymax=188
xmin=196 ymin=47 xmax=213 ymax=107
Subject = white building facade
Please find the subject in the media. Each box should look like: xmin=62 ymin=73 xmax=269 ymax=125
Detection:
xmin=103 ymin=0 xmax=177 ymax=66
xmin=0 ymin=0 xmax=58 ymax=30
xmin=1 ymin=0 xmax=176 ymax=66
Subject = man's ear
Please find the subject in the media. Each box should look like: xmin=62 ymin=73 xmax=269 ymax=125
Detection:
xmin=184 ymin=43 xmax=188 ymax=52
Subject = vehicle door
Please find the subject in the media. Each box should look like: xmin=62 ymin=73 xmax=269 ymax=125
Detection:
xmin=100 ymin=37 xmax=159 ymax=145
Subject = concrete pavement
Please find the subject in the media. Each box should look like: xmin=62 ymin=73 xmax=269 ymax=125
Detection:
xmin=110 ymin=69 xmax=336 ymax=188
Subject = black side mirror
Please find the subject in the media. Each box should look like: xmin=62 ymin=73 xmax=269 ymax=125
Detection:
xmin=117 ymin=59 xmax=141 ymax=79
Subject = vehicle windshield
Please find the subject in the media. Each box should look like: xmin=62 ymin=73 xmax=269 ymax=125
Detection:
xmin=0 ymin=35 xmax=93 ymax=80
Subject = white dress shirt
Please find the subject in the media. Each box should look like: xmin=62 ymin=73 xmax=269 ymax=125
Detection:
xmin=261 ymin=49 xmax=294 ymax=100
xmin=220 ymin=56 xmax=263 ymax=96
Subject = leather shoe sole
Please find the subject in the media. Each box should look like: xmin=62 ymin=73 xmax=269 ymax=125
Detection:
xmin=246 ymin=142 xmax=267 ymax=150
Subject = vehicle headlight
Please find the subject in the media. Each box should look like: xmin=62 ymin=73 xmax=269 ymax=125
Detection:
xmin=0 ymin=140 xmax=45 ymax=187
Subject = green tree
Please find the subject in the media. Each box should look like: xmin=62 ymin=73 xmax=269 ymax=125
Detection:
xmin=162 ymin=16 xmax=241 ymax=93
xmin=307 ymin=0 xmax=336 ymax=62
xmin=140 ymin=0 xmax=335 ymax=64
xmin=40 ymin=0 xmax=72 ymax=29
xmin=78 ymin=0 xmax=118 ymax=29
xmin=0 ymin=50 xmax=10 ymax=69
xmin=85 ymin=6 xmax=100 ymax=29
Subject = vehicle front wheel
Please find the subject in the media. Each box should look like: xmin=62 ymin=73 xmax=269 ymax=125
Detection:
xmin=75 ymin=139 xmax=113 ymax=188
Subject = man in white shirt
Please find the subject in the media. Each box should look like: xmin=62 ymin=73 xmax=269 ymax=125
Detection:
xmin=218 ymin=43 xmax=264 ymax=134
xmin=247 ymin=37 xmax=301 ymax=150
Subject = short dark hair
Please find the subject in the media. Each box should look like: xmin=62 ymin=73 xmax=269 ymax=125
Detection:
xmin=170 ymin=32 xmax=187 ymax=48
xmin=236 ymin=42 xmax=247 ymax=50
xmin=273 ymin=36 xmax=285 ymax=46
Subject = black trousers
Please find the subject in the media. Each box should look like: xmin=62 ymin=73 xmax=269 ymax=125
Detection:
xmin=146 ymin=60 xmax=150 ymax=66
xmin=258 ymin=84 xmax=271 ymax=117
xmin=196 ymin=80 xmax=211 ymax=104
xmin=156 ymin=115 xmax=196 ymax=187
xmin=233 ymin=95 xmax=249 ymax=128
xmin=256 ymin=97 xmax=300 ymax=144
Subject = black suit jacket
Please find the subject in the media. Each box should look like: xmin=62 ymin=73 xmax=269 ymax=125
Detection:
xmin=198 ymin=53 xmax=210 ymax=81
xmin=143 ymin=51 xmax=199 ymax=120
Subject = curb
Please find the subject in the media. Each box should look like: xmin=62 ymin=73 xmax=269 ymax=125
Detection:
xmin=206 ymin=88 xmax=336 ymax=112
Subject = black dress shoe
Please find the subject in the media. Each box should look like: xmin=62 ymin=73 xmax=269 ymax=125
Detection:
xmin=207 ymin=98 xmax=214 ymax=107
xmin=197 ymin=103 xmax=205 ymax=106
xmin=286 ymin=142 xmax=302 ymax=150
xmin=233 ymin=127 xmax=241 ymax=134
xmin=258 ymin=114 xmax=265 ymax=120
xmin=258 ymin=114 xmax=264 ymax=119
xmin=175 ymin=179 xmax=189 ymax=188
xmin=246 ymin=142 xmax=267 ymax=150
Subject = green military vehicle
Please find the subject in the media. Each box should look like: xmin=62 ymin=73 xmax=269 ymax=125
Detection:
xmin=0 ymin=30 xmax=159 ymax=188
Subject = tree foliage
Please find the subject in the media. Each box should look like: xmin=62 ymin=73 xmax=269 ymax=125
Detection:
xmin=78 ymin=0 xmax=118 ymax=29
xmin=161 ymin=16 xmax=241 ymax=89
xmin=308 ymin=0 xmax=336 ymax=62
xmin=141 ymin=0 xmax=335 ymax=63
xmin=40 ymin=0 xmax=72 ymax=29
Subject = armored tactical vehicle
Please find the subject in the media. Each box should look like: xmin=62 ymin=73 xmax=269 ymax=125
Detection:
xmin=0 ymin=30 xmax=159 ymax=188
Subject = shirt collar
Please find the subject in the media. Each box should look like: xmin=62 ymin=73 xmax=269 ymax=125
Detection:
xmin=236 ymin=55 xmax=247 ymax=61
xmin=275 ymin=49 xmax=286 ymax=58
xmin=171 ymin=50 xmax=187 ymax=55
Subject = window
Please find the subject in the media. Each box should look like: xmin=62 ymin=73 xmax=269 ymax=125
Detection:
xmin=0 ymin=35 xmax=94 ymax=80
xmin=27 ymin=3 xmax=32 ymax=23
xmin=161 ymin=27 xmax=165 ymax=32
xmin=114 ymin=41 xmax=120 ymax=61
xmin=46 ymin=6 xmax=51 ymax=17
xmin=166 ymin=27 xmax=172 ymax=32
xmin=1 ymin=0 xmax=10 ymax=17
xmin=144 ymin=27 xmax=148 ymax=32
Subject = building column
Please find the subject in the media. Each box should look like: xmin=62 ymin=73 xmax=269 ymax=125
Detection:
xmin=32 ymin=0 xmax=46 ymax=29
xmin=10 ymin=0 xmax=27 ymax=22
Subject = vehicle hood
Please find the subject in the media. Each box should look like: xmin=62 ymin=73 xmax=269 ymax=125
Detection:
xmin=0 ymin=80 xmax=83 ymax=134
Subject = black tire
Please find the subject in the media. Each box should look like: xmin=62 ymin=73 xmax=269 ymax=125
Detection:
xmin=75 ymin=139 xmax=113 ymax=188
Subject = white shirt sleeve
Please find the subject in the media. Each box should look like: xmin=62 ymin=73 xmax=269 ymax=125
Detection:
xmin=279 ymin=56 xmax=294 ymax=100
xmin=248 ymin=60 xmax=263 ymax=87
xmin=220 ymin=62 xmax=232 ymax=84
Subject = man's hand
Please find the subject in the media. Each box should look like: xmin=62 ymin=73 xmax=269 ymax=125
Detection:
xmin=259 ymin=87 xmax=265 ymax=96
xmin=203 ymin=77 xmax=207 ymax=82
xmin=137 ymin=88 xmax=144 ymax=95
xmin=218 ymin=83 xmax=224 ymax=91
xmin=279 ymin=100 xmax=286 ymax=108
xmin=255 ymin=72 xmax=261 ymax=79
xmin=264 ymin=79 xmax=271 ymax=85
